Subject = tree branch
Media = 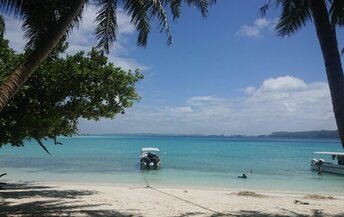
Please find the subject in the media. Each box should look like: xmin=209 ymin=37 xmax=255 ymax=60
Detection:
xmin=35 ymin=138 xmax=51 ymax=155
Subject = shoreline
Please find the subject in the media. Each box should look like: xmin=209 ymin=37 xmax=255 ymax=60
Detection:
xmin=4 ymin=177 xmax=344 ymax=196
xmin=48 ymin=180 xmax=344 ymax=196
xmin=1 ymin=180 xmax=344 ymax=216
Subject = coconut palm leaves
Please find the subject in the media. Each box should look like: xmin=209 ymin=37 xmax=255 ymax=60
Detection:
xmin=0 ymin=0 xmax=86 ymax=49
xmin=124 ymin=0 xmax=171 ymax=47
xmin=0 ymin=0 xmax=23 ymax=16
xmin=275 ymin=0 xmax=311 ymax=37
xmin=95 ymin=0 xmax=118 ymax=53
xmin=328 ymin=0 xmax=344 ymax=26
xmin=261 ymin=0 xmax=312 ymax=37
xmin=261 ymin=0 xmax=344 ymax=36
xmin=124 ymin=0 xmax=152 ymax=47
xmin=0 ymin=0 xmax=215 ymax=59
xmin=0 ymin=0 xmax=214 ymax=53
xmin=21 ymin=0 xmax=86 ymax=49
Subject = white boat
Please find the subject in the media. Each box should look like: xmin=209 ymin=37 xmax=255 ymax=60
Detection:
xmin=140 ymin=147 xmax=161 ymax=169
xmin=311 ymin=152 xmax=344 ymax=175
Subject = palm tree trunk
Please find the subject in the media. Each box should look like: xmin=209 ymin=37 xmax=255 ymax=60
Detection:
xmin=0 ymin=0 xmax=85 ymax=112
xmin=309 ymin=0 xmax=344 ymax=148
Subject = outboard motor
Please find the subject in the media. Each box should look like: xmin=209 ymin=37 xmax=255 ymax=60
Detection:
xmin=311 ymin=159 xmax=318 ymax=165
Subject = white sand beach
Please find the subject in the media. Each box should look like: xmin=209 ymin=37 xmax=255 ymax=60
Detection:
xmin=1 ymin=181 xmax=344 ymax=216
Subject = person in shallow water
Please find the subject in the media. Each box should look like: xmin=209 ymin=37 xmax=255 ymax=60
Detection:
xmin=238 ymin=173 xmax=247 ymax=179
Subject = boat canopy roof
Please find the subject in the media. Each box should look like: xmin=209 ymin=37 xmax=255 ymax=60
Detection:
xmin=141 ymin=147 xmax=160 ymax=152
xmin=313 ymin=152 xmax=344 ymax=156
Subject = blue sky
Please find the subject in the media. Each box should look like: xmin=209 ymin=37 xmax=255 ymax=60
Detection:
xmin=4 ymin=1 xmax=339 ymax=135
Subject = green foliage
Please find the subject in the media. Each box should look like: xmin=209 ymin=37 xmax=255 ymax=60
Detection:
xmin=0 ymin=40 xmax=143 ymax=153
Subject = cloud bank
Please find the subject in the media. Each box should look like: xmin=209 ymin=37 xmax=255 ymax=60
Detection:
xmin=79 ymin=76 xmax=336 ymax=135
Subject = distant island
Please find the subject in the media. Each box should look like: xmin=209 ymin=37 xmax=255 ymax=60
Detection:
xmin=264 ymin=130 xmax=339 ymax=139
xmin=208 ymin=130 xmax=339 ymax=139
xmin=78 ymin=130 xmax=339 ymax=139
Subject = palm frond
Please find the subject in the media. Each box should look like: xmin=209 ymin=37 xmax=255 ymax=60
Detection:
xmin=150 ymin=0 xmax=172 ymax=45
xmin=22 ymin=0 xmax=85 ymax=49
xmin=170 ymin=0 xmax=181 ymax=20
xmin=66 ymin=0 xmax=86 ymax=34
xmin=0 ymin=15 xmax=5 ymax=39
xmin=329 ymin=0 xmax=344 ymax=26
xmin=95 ymin=0 xmax=118 ymax=54
xmin=0 ymin=0 xmax=24 ymax=17
xmin=124 ymin=0 xmax=150 ymax=47
xmin=274 ymin=0 xmax=312 ymax=37
xmin=185 ymin=0 xmax=209 ymax=18
xmin=260 ymin=0 xmax=273 ymax=17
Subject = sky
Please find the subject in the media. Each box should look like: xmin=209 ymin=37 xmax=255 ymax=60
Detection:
xmin=3 ymin=0 xmax=340 ymax=135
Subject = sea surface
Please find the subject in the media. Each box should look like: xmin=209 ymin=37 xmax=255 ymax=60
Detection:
xmin=1 ymin=135 xmax=344 ymax=193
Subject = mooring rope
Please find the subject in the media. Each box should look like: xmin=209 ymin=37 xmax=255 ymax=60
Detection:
xmin=137 ymin=171 xmax=224 ymax=215
xmin=142 ymin=172 xmax=150 ymax=188
xmin=149 ymin=186 xmax=224 ymax=215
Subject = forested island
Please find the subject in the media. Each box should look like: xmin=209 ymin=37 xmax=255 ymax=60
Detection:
xmin=264 ymin=130 xmax=339 ymax=139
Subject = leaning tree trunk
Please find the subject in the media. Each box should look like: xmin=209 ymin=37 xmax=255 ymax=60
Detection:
xmin=0 ymin=0 xmax=85 ymax=112
xmin=309 ymin=0 xmax=344 ymax=148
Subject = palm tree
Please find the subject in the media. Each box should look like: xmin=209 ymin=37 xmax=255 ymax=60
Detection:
xmin=0 ymin=15 xmax=5 ymax=39
xmin=0 ymin=0 xmax=214 ymax=112
xmin=262 ymin=0 xmax=344 ymax=148
xmin=0 ymin=0 xmax=86 ymax=112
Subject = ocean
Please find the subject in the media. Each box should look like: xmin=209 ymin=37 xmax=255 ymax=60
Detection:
xmin=1 ymin=135 xmax=344 ymax=193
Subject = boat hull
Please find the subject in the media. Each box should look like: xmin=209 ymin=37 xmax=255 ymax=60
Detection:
xmin=311 ymin=163 xmax=344 ymax=175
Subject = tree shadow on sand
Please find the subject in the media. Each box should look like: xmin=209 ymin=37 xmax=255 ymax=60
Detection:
xmin=0 ymin=182 xmax=139 ymax=217
xmin=208 ymin=209 xmax=344 ymax=217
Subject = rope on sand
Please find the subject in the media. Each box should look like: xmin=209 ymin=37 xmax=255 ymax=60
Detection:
xmin=149 ymin=186 xmax=224 ymax=215
xmin=143 ymin=172 xmax=150 ymax=188
xmin=137 ymin=172 xmax=224 ymax=215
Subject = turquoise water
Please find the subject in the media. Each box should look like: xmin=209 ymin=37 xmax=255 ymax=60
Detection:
xmin=1 ymin=135 xmax=344 ymax=193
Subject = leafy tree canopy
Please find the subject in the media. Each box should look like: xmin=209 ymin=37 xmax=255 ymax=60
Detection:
xmin=0 ymin=40 xmax=143 ymax=154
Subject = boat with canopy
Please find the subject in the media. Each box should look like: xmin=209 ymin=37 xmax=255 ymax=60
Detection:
xmin=140 ymin=147 xmax=161 ymax=169
xmin=311 ymin=152 xmax=344 ymax=175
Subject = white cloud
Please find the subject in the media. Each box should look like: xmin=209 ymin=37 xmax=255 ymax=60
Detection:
xmin=236 ymin=18 xmax=275 ymax=38
xmin=261 ymin=76 xmax=307 ymax=91
xmin=79 ymin=76 xmax=336 ymax=135
xmin=240 ymin=76 xmax=333 ymax=134
xmin=186 ymin=96 xmax=224 ymax=106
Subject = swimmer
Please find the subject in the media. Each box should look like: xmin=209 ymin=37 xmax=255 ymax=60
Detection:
xmin=238 ymin=173 xmax=247 ymax=179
